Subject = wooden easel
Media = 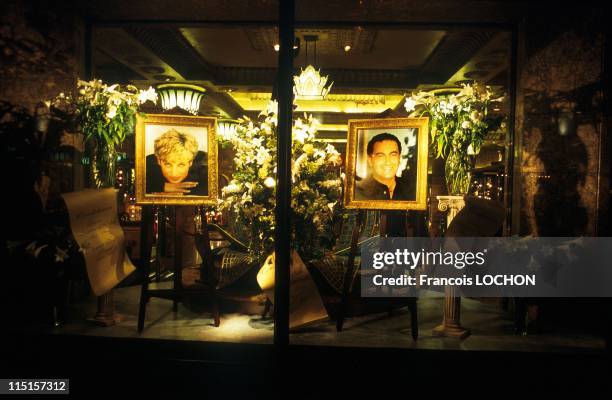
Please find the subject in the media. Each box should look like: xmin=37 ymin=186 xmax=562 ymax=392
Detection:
xmin=193 ymin=207 xmax=221 ymax=327
xmin=336 ymin=210 xmax=367 ymax=332
xmin=336 ymin=209 xmax=419 ymax=340
xmin=137 ymin=205 xmax=220 ymax=332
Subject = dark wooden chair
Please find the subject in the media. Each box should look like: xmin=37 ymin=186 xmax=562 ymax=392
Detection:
xmin=137 ymin=207 xmax=225 ymax=332
xmin=194 ymin=222 xmax=271 ymax=325
xmin=333 ymin=210 xmax=420 ymax=340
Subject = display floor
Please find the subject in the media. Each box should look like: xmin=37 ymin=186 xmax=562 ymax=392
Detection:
xmin=18 ymin=283 xmax=605 ymax=353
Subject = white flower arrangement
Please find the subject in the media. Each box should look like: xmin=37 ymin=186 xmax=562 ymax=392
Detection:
xmin=218 ymin=103 xmax=343 ymax=262
xmin=405 ymin=83 xmax=504 ymax=194
xmin=74 ymin=79 xmax=157 ymax=145
xmin=50 ymin=79 xmax=157 ymax=187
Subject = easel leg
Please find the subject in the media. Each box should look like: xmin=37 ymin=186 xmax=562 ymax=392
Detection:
xmin=197 ymin=206 xmax=221 ymax=327
xmin=406 ymin=211 xmax=420 ymax=340
xmin=173 ymin=206 xmax=182 ymax=313
xmin=155 ymin=206 xmax=166 ymax=282
xmin=212 ymin=296 xmax=220 ymax=327
xmin=137 ymin=205 xmax=154 ymax=333
xmin=262 ymin=298 xmax=272 ymax=318
xmin=409 ymin=298 xmax=418 ymax=340
xmin=337 ymin=210 xmax=367 ymax=332
xmin=137 ymin=292 xmax=147 ymax=332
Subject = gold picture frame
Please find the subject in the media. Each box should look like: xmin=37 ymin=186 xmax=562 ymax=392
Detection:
xmin=135 ymin=113 xmax=218 ymax=205
xmin=344 ymin=117 xmax=429 ymax=210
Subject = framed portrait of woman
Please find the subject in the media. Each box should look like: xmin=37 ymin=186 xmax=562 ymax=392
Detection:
xmin=344 ymin=117 xmax=429 ymax=210
xmin=135 ymin=114 xmax=218 ymax=205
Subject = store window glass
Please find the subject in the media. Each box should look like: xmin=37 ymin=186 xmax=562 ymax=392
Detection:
xmin=4 ymin=0 xmax=607 ymax=357
xmin=282 ymin=22 xmax=569 ymax=350
xmin=90 ymin=23 xmax=283 ymax=343
xmin=7 ymin=20 xmax=284 ymax=344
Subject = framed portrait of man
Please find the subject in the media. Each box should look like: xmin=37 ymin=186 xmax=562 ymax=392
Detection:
xmin=135 ymin=114 xmax=218 ymax=205
xmin=344 ymin=117 xmax=429 ymax=210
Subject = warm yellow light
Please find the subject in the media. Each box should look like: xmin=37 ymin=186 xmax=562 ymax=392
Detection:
xmin=227 ymin=92 xmax=405 ymax=114
xmin=274 ymin=44 xmax=280 ymax=52
xmin=344 ymin=45 xmax=351 ymax=52
xmin=316 ymin=124 xmax=347 ymax=131
xmin=293 ymin=65 xmax=333 ymax=100
xmin=218 ymin=119 xmax=238 ymax=141
xmin=157 ymin=83 xmax=206 ymax=115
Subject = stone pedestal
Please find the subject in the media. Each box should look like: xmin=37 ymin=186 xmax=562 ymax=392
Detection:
xmin=93 ymin=291 xmax=118 ymax=326
xmin=436 ymin=195 xmax=465 ymax=224
xmin=432 ymin=195 xmax=471 ymax=339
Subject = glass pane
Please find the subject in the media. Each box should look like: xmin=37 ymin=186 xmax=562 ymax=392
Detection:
xmin=286 ymin=20 xmax=577 ymax=351
xmin=15 ymin=20 xmax=281 ymax=345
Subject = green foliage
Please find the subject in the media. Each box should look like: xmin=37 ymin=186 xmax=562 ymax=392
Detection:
xmin=405 ymin=84 xmax=503 ymax=194
xmin=51 ymin=80 xmax=157 ymax=187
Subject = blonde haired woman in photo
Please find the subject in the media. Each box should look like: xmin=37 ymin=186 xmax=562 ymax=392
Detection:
xmin=146 ymin=129 xmax=208 ymax=195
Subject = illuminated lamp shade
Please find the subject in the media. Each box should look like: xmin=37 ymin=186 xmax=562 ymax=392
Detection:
xmin=217 ymin=118 xmax=239 ymax=141
xmin=293 ymin=65 xmax=333 ymax=100
xmin=157 ymin=83 xmax=206 ymax=115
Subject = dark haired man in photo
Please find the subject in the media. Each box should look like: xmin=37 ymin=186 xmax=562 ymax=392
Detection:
xmin=355 ymin=132 xmax=415 ymax=201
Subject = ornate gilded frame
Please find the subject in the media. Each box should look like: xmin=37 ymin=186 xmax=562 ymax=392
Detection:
xmin=344 ymin=117 xmax=429 ymax=210
xmin=135 ymin=113 xmax=218 ymax=205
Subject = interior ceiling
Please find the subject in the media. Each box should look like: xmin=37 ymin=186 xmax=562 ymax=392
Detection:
xmin=179 ymin=28 xmax=446 ymax=70
xmin=74 ymin=0 xmax=534 ymax=24
xmin=93 ymin=24 xmax=510 ymax=133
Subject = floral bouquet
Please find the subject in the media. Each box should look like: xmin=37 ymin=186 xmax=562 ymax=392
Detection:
xmin=404 ymin=83 xmax=503 ymax=194
xmin=74 ymin=79 xmax=157 ymax=146
xmin=219 ymin=101 xmax=343 ymax=264
xmin=52 ymin=79 xmax=157 ymax=187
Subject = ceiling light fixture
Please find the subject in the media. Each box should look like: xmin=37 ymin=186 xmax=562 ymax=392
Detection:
xmin=293 ymin=35 xmax=333 ymax=100
xmin=274 ymin=42 xmax=298 ymax=51
xmin=157 ymin=83 xmax=206 ymax=115
xmin=217 ymin=118 xmax=239 ymax=141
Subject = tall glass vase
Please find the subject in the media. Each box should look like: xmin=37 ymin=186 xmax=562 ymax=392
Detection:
xmin=91 ymin=140 xmax=117 ymax=189
xmin=444 ymin=151 xmax=471 ymax=195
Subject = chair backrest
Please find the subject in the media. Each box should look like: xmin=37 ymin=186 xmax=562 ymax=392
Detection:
xmin=334 ymin=210 xmax=381 ymax=257
xmin=446 ymin=196 xmax=505 ymax=238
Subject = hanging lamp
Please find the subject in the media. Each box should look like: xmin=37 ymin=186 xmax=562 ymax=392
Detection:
xmin=293 ymin=35 xmax=333 ymax=100
xmin=157 ymin=83 xmax=206 ymax=115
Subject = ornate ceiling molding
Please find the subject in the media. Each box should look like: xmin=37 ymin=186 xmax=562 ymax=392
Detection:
xmin=244 ymin=27 xmax=279 ymax=52
xmin=419 ymin=31 xmax=496 ymax=83
xmin=227 ymin=91 xmax=405 ymax=114
xmin=213 ymin=66 xmax=417 ymax=90
xmin=242 ymin=27 xmax=378 ymax=54
xmin=124 ymin=27 xmax=216 ymax=80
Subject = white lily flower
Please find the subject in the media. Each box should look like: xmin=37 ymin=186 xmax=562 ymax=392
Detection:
xmin=404 ymin=97 xmax=417 ymax=112
xmin=264 ymin=177 xmax=276 ymax=188
xmin=106 ymin=105 xmax=117 ymax=119
xmin=138 ymin=87 xmax=158 ymax=104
